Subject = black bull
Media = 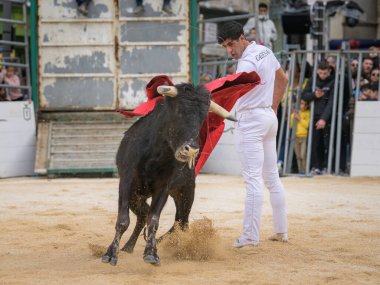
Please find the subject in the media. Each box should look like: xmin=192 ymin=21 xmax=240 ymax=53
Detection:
xmin=102 ymin=83 xmax=233 ymax=266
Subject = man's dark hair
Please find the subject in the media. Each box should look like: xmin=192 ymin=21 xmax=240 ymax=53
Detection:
xmin=362 ymin=56 xmax=373 ymax=63
xmin=217 ymin=21 xmax=244 ymax=44
xmin=317 ymin=61 xmax=330 ymax=70
xmin=259 ymin=3 xmax=268 ymax=9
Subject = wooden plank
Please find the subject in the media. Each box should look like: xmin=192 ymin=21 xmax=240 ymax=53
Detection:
xmin=34 ymin=122 xmax=49 ymax=174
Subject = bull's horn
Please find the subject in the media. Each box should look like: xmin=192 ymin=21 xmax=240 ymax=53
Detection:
xmin=209 ymin=101 xmax=237 ymax=122
xmin=157 ymin=85 xmax=177 ymax=97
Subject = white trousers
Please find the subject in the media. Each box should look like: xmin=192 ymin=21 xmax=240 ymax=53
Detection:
xmin=235 ymin=107 xmax=287 ymax=242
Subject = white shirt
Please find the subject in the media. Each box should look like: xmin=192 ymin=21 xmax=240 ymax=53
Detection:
xmin=236 ymin=42 xmax=280 ymax=112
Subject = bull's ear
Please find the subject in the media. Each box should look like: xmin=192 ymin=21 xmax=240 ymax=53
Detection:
xmin=209 ymin=101 xmax=237 ymax=122
xmin=157 ymin=85 xmax=177 ymax=97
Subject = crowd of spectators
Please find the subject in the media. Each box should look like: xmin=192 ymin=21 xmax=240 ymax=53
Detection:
xmin=276 ymin=46 xmax=380 ymax=176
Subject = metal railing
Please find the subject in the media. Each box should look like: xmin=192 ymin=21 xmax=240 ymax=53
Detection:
xmin=277 ymin=49 xmax=380 ymax=177
xmin=0 ymin=0 xmax=31 ymax=101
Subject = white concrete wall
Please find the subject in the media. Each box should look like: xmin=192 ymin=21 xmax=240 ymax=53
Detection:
xmin=0 ymin=102 xmax=36 ymax=177
xmin=201 ymin=108 xmax=242 ymax=176
xmin=351 ymin=101 xmax=380 ymax=177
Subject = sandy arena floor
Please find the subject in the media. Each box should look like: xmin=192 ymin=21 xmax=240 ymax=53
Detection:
xmin=0 ymin=174 xmax=379 ymax=285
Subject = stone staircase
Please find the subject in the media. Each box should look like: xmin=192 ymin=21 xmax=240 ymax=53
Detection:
xmin=35 ymin=113 xmax=137 ymax=174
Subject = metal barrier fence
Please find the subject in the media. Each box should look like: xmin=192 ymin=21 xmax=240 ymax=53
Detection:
xmin=277 ymin=50 xmax=380 ymax=177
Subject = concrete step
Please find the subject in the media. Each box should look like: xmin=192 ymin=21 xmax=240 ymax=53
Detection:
xmin=46 ymin=120 xmax=132 ymax=172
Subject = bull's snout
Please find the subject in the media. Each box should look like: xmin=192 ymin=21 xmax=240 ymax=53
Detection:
xmin=175 ymin=144 xmax=199 ymax=169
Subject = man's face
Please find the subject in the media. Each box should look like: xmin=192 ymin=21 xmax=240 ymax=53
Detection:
xmin=259 ymin=7 xmax=267 ymax=15
xmin=221 ymin=35 xmax=246 ymax=60
xmin=327 ymin=56 xmax=336 ymax=69
xmin=351 ymin=60 xmax=358 ymax=74
xmin=317 ymin=68 xmax=330 ymax=80
xmin=362 ymin=59 xmax=373 ymax=73
xmin=371 ymin=69 xmax=379 ymax=83
xmin=362 ymin=87 xmax=370 ymax=96
xmin=6 ymin=67 xmax=15 ymax=77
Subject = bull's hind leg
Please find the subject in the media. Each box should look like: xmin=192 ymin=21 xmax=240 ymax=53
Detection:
xmin=121 ymin=197 xmax=149 ymax=253
xmin=157 ymin=184 xmax=195 ymax=243
xmin=102 ymin=178 xmax=131 ymax=266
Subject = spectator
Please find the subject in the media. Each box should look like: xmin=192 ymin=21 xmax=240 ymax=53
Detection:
xmin=302 ymin=61 xmax=334 ymax=175
xmin=0 ymin=87 xmax=7 ymax=101
xmin=326 ymin=55 xmax=336 ymax=77
xmin=350 ymin=59 xmax=359 ymax=96
xmin=365 ymin=84 xmax=379 ymax=101
xmin=370 ymin=67 xmax=379 ymax=85
xmin=226 ymin=64 xmax=236 ymax=75
xmin=361 ymin=57 xmax=374 ymax=81
xmin=351 ymin=59 xmax=359 ymax=79
xmin=369 ymin=46 xmax=379 ymax=68
xmin=243 ymin=3 xmax=277 ymax=49
xmin=360 ymin=84 xmax=379 ymax=101
xmin=247 ymin=27 xmax=256 ymax=41
xmin=290 ymin=99 xmax=310 ymax=174
xmin=277 ymin=61 xmax=308 ymax=173
xmin=76 ymin=0 xmax=92 ymax=16
xmin=199 ymin=72 xmax=213 ymax=85
xmin=328 ymin=55 xmax=351 ymax=174
xmin=358 ymin=84 xmax=371 ymax=101
xmin=133 ymin=0 xmax=172 ymax=14
xmin=0 ymin=66 xmax=23 ymax=101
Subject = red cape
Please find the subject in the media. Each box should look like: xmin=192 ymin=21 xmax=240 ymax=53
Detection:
xmin=117 ymin=72 xmax=261 ymax=175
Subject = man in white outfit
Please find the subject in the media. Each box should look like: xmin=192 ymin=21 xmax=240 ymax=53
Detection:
xmin=217 ymin=21 xmax=288 ymax=247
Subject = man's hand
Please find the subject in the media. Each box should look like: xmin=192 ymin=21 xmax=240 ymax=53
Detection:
xmin=315 ymin=88 xmax=324 ymax=98
xmin=315 ymin=119 xmax=326 ymax=130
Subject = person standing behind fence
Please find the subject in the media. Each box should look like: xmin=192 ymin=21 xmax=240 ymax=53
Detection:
xmin=361 ymin=57 xmax=374 ymax=81
xmin=217 ymin=21 xmax=288 ymax=248
xmin=290 ymin=99 xmax=310 ymax=174
xmin=369 ymin=46 xmax=379 ymax=68
xmin=370 ymin=67 xmax=379 ymax=85
xmin=243 ymin=3 xmax=277 ymax=49
xmin=133 ymin=0 xmax=172 ymax=14
xmin=0 ymin=66 xmax=23 ymax=101
xmin=302 ymin=61 xmax=334 ymax=175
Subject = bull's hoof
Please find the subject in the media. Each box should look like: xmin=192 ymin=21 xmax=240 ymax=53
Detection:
xmin=101 ymin=255 xmax=118 ymax=266
xmin=110 ymin=257 xmax=118 ymax=266
xmin=101 ymin=255 xmax=111 ymax=263
xmin=143 ymin=254 xmax=160 ymax=265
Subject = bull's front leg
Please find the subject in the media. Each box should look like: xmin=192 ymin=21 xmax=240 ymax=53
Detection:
xmin=143 ymin=192 xmax=169 ymax=265
xmin=102 ymin=177 xmax=131 ymax=266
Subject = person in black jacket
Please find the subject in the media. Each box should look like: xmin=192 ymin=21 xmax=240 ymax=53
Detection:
xmin=302 ymin=61 xmax=334 ymax=175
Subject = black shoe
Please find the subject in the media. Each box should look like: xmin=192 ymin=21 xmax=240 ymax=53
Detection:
xmin=78 ymin=4 xmax=88 ymax=16
xmin=133 ymin=5 xmax=144 ymax=14
xmin=162 ymin=4 xmax=173 ymax=14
